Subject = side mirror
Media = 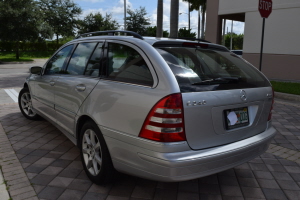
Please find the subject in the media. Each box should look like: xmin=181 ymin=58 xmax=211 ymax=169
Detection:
xmin=30 ymin=66 xmax=42 ymax=75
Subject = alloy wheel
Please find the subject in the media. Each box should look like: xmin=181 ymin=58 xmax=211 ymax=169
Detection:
xmin=82 ymin=129 xmax=102 ymax=176
xmin=20 ymin=92 xmax=36 ymax=117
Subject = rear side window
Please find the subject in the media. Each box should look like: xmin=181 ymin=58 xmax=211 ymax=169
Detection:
xmin=157 ymin=47 xmax=270 ymax=93
xmin=66 ymin=43 xmax=97 ymax=75
xmin=105 ymin=43 xmax=153 ymax=86
xmin=85 ymin=42 xmax=103 ymax=77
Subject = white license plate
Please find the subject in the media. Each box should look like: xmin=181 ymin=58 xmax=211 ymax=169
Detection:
xmin=225 ymin=107 xmax=249 ymax=130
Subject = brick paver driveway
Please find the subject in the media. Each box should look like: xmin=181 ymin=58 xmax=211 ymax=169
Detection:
xmin=0 ymin=98 xmax=300 ymax=200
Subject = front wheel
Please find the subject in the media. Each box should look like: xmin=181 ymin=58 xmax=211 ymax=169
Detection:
xmin=80 ymin=120 xmax=116 ymax=184
xmin=18 ymin=88 xmax=40 ymax=120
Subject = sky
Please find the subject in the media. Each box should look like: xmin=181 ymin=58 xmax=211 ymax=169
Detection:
xmin=74 ymin=0 xmax=245 ymax=36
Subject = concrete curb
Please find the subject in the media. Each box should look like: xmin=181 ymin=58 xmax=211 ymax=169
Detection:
xmin=275 ymin=91 xmax=300 ymax=102
xmin=0 ymin=122 xmax=37 ymax=200
xmin=0 ymin=61 xmax=35 ymax=64
xmin=0 ymin=168 xmax=10 ymax=200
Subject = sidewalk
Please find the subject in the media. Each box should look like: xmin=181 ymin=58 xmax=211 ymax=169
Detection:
xmin=0 ymin=94 xmax=299 ymax=199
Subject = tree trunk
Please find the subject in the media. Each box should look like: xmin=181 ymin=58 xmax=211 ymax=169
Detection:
xmin=188 ymin=3 xmax=190 ymax=30
xmin=169 ymin=0 xmax=179 ymax=38
xmin=156 ymin=0 xmax=163 ymax=37
xmin=56 ymin=34 xmax=59 ymax=44
xmin=16 ymin=41 xmax=20 ymax=60
xmin=124 ymin=0 xmax=126 ymax=30
xmin=198 ymin=7 xmax=200 ymax=39
xmin=201 ymin=9 xmax=205 ymax=39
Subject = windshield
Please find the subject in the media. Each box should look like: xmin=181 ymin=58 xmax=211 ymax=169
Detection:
xmin=157 ymin=47 xmax=270 ymax=92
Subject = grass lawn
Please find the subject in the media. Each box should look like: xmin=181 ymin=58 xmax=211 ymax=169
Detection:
xmin=271 ymin=81 xmax=300 ymax=96
xmin=0 ymin=51 xmax=54 ymax=62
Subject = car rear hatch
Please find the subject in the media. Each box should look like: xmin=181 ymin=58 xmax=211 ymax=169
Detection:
xmin=155 ymin=41 xmax=273 ymax=150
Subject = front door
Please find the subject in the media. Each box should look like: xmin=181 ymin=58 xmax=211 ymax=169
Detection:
xmin=32 ymin=44 xmax=74 ymax=122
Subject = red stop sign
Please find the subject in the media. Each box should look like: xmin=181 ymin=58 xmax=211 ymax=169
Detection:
xmin=259 ymin=0 xmax=272 ymax=18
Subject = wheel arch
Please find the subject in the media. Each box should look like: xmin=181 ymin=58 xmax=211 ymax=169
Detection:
xmin=76 ymin=115 xmax=95 ymax=146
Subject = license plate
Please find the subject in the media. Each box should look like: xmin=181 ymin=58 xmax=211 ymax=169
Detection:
xmin=224 ymin=107 xmax=249 ymax=130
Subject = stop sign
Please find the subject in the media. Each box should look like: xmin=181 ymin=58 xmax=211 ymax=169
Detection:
xmin=259 ymin=0 xmax=272 ymax=18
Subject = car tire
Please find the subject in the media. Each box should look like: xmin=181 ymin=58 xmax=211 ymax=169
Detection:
xmin=80 ymin=120 xmax=116 ymax=184
xmin=18 ymin=88 xmax=40 ymax=120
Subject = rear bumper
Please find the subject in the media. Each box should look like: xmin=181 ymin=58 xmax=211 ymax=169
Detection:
xmin=103 ymin=126 xmax=276 ymax=182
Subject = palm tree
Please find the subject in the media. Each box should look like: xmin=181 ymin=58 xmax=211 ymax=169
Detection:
xmin=183 ymin=0 xmax=206 ymax=39
xmin=169 ymin=0 xmax=179 ymax=38
xmin=156 ymin=0 xmax=163 ymax=37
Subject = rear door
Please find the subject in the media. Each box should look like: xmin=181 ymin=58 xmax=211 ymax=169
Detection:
xmin=54 ymin=42 xmax=103 ymax=135
xmin=157 ymin=45 xmax=273 ymax=150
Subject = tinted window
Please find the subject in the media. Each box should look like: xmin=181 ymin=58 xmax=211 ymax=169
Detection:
xmin=85 ymin=42 xmax=103 ymax=77
xmin=157 ymin=47 xmax=270 ymax=93
xmin=66 ymin=43 xmax=97 ymax=75
xmin=44 ymin=45 xmax=74 ymax=75
xmin=231 ymin=50 xmax=243 ymax=56
xmin=106 ymin=43 xmax=153 ymax=86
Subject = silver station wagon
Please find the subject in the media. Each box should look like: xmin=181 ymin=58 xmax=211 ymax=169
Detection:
xmin=19 ymin=30 xmax=277 ymax=184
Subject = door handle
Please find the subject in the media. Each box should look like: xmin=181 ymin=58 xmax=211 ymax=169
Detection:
xmin=76 ymin=85 xmax=86 ymax=91
xmin=49 ymin=81 xmax=55 ymax=86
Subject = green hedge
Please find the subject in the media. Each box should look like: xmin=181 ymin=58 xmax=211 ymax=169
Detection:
xmin=0 ymin=41 xmax=64 ymax=52
xmin=270 ymin=81 xmax=300 ymax=96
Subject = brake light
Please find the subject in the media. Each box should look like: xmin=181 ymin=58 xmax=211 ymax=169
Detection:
xmin=268 ymin=87 xmax=274 ymax=121
xmin=182 ymin=42 xmax=208 ymax=48
xmin=139 ymin=93 xmax=186 ymax=142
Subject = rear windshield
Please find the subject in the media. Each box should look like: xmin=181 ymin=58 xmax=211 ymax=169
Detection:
xmin=157 ymin=47 xmax=270 ymax=93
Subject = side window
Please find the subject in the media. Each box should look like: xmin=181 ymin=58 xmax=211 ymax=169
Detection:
xmin=66 ymin=43 xmax=97 ymax=75
xmin=106 ymin=43 xmax=153 ymax=86
xmin=85 ymin=42 xmax=103 ymax=77
xmin=44 ymin=45 xmax=74 ymax=75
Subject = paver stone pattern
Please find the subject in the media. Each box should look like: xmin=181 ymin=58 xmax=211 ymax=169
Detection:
xmin=0 ymin=99 xmax=300 ymax=200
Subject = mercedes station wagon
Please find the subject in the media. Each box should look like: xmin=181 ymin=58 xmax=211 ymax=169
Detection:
xmin=19 ymin=30 xmax=277 ymax=184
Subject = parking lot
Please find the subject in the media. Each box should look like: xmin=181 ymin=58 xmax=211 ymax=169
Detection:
xmin=0 ymin=86 xmax=299 ymax=200
xmin=0 ymin=61 xmax=300 ymax=200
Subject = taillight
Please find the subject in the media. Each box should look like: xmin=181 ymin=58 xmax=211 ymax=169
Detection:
xmin=182 ymin=42 xmax=208 ymax=48
xmin=139 ymin=93 xmax=186 ymax=142
xmin=268 ymin=87 xmax=274 ymax=121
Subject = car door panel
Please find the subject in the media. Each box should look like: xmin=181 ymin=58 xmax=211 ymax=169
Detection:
xmin=55 ymin=76 xmax=100 ymax=134
xmin=31 ymin=44 xmax=75 ymax=122
xmin=32 ymin=75 xmax=59 ymax=122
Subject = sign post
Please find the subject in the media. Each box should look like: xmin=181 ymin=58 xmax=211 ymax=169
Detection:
xmin=258 ymin=0 xmax=272 ymax=71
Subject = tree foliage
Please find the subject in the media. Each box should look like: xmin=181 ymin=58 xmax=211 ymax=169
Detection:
xmin=0 ymin=0 xmax=52 ymax=59
xmin=126 ymin=7 xmax=151 ymax=35
xmin=38 ymin=0 xmax=82 ymax=43
xmin=224 ymin=33 xmax=244 ymax=50
xmin=182 ymin=0 xmax=206 ymax=11
xmin=77 ymin=12 xmax=119 ymax=35
xmin=145 ymin=26 xmax=169 ymax=37
xmin=178 ymin=27 xmax=197 ymax=38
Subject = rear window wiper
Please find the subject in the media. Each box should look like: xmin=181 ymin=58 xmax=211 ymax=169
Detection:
xmin=191 ymin=77 xmax=239 ymax=85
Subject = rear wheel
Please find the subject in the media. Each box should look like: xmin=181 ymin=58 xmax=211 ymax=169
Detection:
xmin=80 ymin=120 xmax=116 ymax=184
xmin=18 ymin=88 xmax=40 ymax=120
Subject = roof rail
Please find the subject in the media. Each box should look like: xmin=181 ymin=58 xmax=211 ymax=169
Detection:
xmin=169 ymin=37 xmax=211 ymax=43
xmin=75 ymin=30 xmax=144 ymax=40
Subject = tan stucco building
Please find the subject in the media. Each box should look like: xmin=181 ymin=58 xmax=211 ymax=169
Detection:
xmin=205 ymin=0 xmax=300 ymax=81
